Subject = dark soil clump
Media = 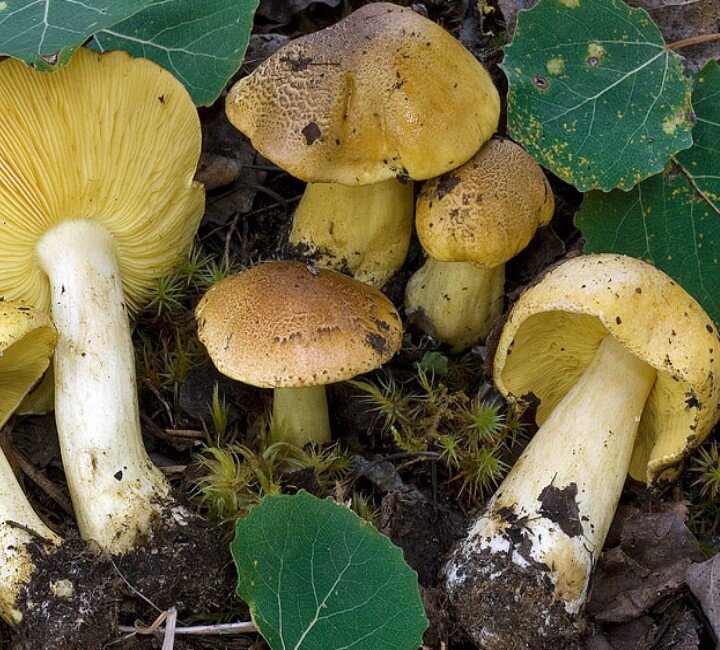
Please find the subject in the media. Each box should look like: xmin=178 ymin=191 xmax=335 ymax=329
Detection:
xmin=14 ymin=533 xmax=119 ymax=650
xmin=116 ymin=509 xmax=235 ymax=616
xmin=445 ymin=546 xmax=584 ymax=649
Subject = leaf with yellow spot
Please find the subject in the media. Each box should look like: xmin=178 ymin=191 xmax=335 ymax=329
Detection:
xmin=502 ymin=0 xmax=694 ymax=191
xmin=576 ymin=62 xmax=720 ymax=322
xmin=231 ymin=491 xmax=427 ymax=650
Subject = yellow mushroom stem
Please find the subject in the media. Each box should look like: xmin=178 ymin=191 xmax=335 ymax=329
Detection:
xmin=0 ymin=451 xmax=60 ymax=624
xmin=272 ymin=386 xmax=331 ymax=446
xmin=36 ymin=219 xmax=184 ymax=554
xmin=404 ymin=257 xmax=505 ymax=351
xmin=446 ymin=335 xmax=657 ymax=618
xmin=290 ymin=179 xmax=414 ymax=287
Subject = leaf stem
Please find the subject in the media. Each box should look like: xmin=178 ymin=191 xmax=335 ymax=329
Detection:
xmin=666 ymin=33 xmax=720 ymax=51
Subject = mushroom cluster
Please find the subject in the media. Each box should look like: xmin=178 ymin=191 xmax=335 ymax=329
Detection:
xmin=226 ymin=2 xmax=500 ymax=287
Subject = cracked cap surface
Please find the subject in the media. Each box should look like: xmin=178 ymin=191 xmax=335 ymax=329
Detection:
xmin=196 ymin=261 xmax=403 ymax=387
xmin=416 ymin=138 xmax=554 ymax=268
xmin=226 ymin=3 xmax=500 ymax=185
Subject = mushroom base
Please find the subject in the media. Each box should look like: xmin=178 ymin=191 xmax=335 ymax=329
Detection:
xmin=273 ymin=386 xmax=331 ymax=446
xmin=115 ymin=503 xmax=235 ymax=615
xmin=444 ymin=543 xmax=583 ymax=649
xmin=14 ymin=534 xmax=119 ymax=650
xmin=291 ymin=179 xmax=414 ymax=287
xmin=404 ymin=258 xmax=504 ymax=351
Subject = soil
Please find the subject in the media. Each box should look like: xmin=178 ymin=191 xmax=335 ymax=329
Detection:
xmin=14 ymin=534 xmax=118 ymax=650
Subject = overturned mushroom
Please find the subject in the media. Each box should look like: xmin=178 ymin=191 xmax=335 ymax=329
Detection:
xmin=226 ymin=3 xmax=500 ymax=286
xmin=196 ymin=261 xmax=403 ymax=445
xmin=0 ymin=49 xmax=205 ymax=558
xmin=0 ymin=302 xmax=57 ymax=625
xmin=406 ymin=138 xmax=554 ymax=351
xmin=444 ymin=254 xmax=720 ymax=648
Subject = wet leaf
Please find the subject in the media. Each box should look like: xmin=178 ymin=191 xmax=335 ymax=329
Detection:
xmin=686 ymin=553 xmax=720 ymax=643
xmin=586 ymin=510 xmax=703 ymax=623
xmin=502 ymin=0 xmax=694 ymax=191
xmin=0 ymin=0 xmax=150 ymax=71
xmin=576 ymin=61 xmax=720 ymax=323
xmin=231 ymin=491 xmax=428 ymax=650
xmin=89 ymin=0 xmax=258 ymax=105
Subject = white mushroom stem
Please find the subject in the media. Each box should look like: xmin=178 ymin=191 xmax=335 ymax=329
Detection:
xmin=404 ymin=257 xmax=504 ymax=351
xmin=445 ymin=335 xmax=656 ymax=615
xmin=291 ymin=179 xmax=414 ymax=287
xmin=273 ymin=386 xmax=331 ymax=446
xmin=0 ymin=451 xmax=59 ymax=624
xmin=36 ymin=219 xmax=181 ymax=554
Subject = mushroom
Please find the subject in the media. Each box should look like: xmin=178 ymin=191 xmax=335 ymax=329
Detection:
xmin=196 ymin=261 xmax=403 ymax=445
xmin=0 ymin=48 xmax=205 ymax=554
xmin=405 ymin=138 xmax=554 ymax=351
xmin=0 ymin=302 xmax=57 ymax=625
xmin=443 ymin=254 xmax=720 ymax=648
xmin=226 ymin=3 xmax=500 ymax=287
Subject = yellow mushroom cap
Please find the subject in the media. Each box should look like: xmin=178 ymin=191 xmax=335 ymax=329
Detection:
xmin=226 ymin=3 xmax=500 ymax=185
xmin=196 ymin=261 xmax=403 ymax=388
xmin=0 ymin=301 xmax=56 ymax=429
xmin=494 ymin=254 xmax=720 ymax=484
xmin=0 ymin=48 xmax=204 ymax=317
xmin=416 ymin=138 xmax=554 ymax=268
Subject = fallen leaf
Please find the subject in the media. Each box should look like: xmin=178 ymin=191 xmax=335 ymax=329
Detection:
xmin=257 ymin=0 xmax=341 ymax=24
xmin=626 ymin=0 xmax=720 ymax=70
xmin=586 ymin=511 xmax=704 ymax=623
xmin=686 ymin=552 xmax=720 ymax=643
xmin=585 ymin=610 xmax=700 ymax=649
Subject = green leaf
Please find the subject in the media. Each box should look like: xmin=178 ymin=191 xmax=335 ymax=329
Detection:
xmin=89 ymin=0 xmax=258 ymax=105
xmin=576 ymin=61 xmax=720 ymax=322
xmin=232 ymin=492 xmax=428 ymax=650
xmin=501 ymin=0 xmax=694 ymax=191
xmin=0 ymin=0 xmax=150 ymax=70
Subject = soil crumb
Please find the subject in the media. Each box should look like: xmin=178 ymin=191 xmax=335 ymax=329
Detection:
xmin=14 ymin=533 xmax=119 ymax=650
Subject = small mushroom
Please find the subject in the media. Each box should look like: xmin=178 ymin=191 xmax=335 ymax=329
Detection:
xmin=226 ymin=3 xmax=500 ymax=286
xmin=0 ymin=48 xmax=205 ymax=554
xmin=405 ymin=138 xmax=554 ymax=351
xmin=443 ymin=254 xmax=720 ymax=648
xmin=196 ymin=261 xmax=403 ymax=445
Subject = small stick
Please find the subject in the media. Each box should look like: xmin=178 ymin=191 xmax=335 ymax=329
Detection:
xmin=118 ymin=620 xmax=258 ymax=636
xmin=161 ymin=607 xmax=178 ymax=650
xmin=14 ymin=452 xmax=74 ymax=516
xmin=666 ymin=33 xmax=720 ymax=50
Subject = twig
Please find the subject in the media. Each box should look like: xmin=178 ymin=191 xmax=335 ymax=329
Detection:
xmin=666 ymin=33 xmax=720 ymax=50
xmin=118 ymin=620 xmax=258 ymax=637
xmin=13 ymin=452 xmax=74 ymax=516
xmin=161 ymin=607 xmax=178 ymax=650
xmin=107 ymin=555 xmax=163 ymax=614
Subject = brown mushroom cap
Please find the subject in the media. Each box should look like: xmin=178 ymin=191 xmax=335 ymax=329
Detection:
xmin=416 ymin=138 xmax=554 ymax=268
xmin=0 ymin=48 xmax=204 ymax=317
xmin=493 ymin=254 xmax=720 ymax=484
xmin=226 ymin=3 xmax=500 ymax=186
xmin=196 ymin=261 xmax=403 ymax=387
